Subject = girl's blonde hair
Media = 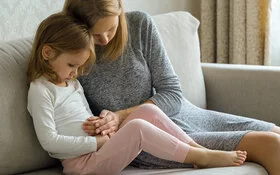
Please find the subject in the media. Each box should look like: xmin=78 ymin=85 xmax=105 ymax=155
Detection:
xmin=63 ymin=0 xmax=128 ymax=61
xmin=27 ymin=12 xmax=95 ymax=83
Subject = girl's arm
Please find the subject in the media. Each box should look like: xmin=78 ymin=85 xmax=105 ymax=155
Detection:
xmin=28 ymin=83 xmax=99 ymax=159
xmin=96 ymin=134 xmax=110 ymax=149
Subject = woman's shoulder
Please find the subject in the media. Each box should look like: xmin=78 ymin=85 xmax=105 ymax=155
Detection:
xmin=125 ymin=11 xmax=150 ymax=18
xmin=125 ymin=10 xmax=153 ymax=24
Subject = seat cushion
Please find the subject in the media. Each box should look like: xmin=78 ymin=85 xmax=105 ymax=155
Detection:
xmin=121 ymin=162 xmax=268 ymax=175
xmin=19 ymin=163 xmax=268 ymax=175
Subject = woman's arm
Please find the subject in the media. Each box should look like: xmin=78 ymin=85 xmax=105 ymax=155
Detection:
xmin=83 ymin=12 xmax=183 ymax=135
xmin=140 ymin=11 xmax=183 ymax=115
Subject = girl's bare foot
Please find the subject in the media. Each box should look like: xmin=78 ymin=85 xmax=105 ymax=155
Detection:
xmin=184 ymin=147 xmax=247 ymax=168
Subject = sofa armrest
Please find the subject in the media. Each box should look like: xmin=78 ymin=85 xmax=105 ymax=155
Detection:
xmin=202 ymin=63 xmax=280 ymax=126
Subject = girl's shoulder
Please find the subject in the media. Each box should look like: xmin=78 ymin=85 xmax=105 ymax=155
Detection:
xmin=29 ymin=76 xmax=51 ymax=94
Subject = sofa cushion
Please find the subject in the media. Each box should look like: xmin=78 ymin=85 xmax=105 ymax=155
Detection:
xmin=122 ymin=162 xmax=268 ymax=175
xmin=0 ymin=38 xmax=58 ymax=174
xmin=152 ymin=12 xmax=206 ymax=109
xmin=20 ymin=162 xmax=268 ymax=175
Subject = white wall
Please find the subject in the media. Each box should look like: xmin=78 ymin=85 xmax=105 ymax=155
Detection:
xmin=123 ymin=0 xmax=187 ymax=15
xmin=123 ymin=0 xmax=200 ymax=19
xmin=0 ymin=0 xmax=64 ymax=41
xmin=0 ymin=0 xmax=200 ymax=42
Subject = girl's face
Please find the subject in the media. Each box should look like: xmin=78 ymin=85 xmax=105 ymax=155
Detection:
xmin=91 ymin=15 xmax=119 ymax=46
xmin=48 ymin=48 xmax=90 ymax=85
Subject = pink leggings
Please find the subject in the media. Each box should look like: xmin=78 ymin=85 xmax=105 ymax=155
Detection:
xmin=62 ymin=104 xmax=194 ymax=175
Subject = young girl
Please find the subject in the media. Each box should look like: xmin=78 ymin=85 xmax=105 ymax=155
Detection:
xmin=62 ymin=0 xmax=280 ymax=174
xmin=27 ymin=12 xmax=246 ymax=175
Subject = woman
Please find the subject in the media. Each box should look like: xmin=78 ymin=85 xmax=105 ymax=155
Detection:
xmin=63 ymin=0 xmax=280 ymax=174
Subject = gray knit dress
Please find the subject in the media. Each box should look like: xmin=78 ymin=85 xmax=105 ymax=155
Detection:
xmin=79 ymin=11 xmax=274 ymax=169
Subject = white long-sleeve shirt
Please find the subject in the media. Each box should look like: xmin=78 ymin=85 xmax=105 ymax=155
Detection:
xmin=27 ymin=76 xmax=97 ymax=160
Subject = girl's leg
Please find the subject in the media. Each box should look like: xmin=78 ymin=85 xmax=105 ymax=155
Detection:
xmin=63 ymin=119 xmax=190 ymax=175
xmin=186 ymin=147 xmax=246 ymax=168
xmin=118 ymin=119 xmax=246 ymax=169
xmin=120 ymin=104 xmax=198 ymax=146
xmin=124 ymin=119 xmax=246 ymax=168
xmin=63 ymin=119 xmax=246 ymax=175
xmin=235 ymin=131 xmax=280 ymax=175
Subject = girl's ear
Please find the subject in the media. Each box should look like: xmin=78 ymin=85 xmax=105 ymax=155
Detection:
xmin=42 ymin=45 xmax=55 ymax=60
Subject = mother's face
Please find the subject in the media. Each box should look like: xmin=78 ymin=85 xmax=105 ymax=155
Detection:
xmin=90 ymin=15 xmax=119 ymax=46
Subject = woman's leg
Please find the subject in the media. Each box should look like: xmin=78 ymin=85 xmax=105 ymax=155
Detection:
xmin=235 ymin=131 xmax=280 ymax=175
xmin=63 ymin=119 xmax=246 ymax=175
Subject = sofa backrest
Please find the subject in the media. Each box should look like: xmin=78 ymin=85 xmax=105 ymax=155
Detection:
xmin=152 ymin=12 xmax=206 ymax=108
xmin=0 ymin=11 xmax=205 ymax=174
xmin=0 ymin=38 xmax=59 ymax=174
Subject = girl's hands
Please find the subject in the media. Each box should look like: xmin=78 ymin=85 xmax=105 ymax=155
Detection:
xmin=95 ymin=134 xmax=110 ymax=150
xmin=82 ymin=116 xmax=100 ymax=136
xmin=82 ymin=109 xmax=121 ymax=136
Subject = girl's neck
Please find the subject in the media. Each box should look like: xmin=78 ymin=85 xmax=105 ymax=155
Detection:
xmin=55 ymin=81 xmax=68 ymax=87
xmin=42 ymin=75 xmax=68 ymax=87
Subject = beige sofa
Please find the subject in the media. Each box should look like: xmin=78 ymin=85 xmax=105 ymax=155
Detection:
xmin=1 ymin=11 xmax=279 ymax=175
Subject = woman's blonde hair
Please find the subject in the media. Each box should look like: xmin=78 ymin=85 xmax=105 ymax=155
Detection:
xmin=63 ymin=0 xmax=128 ymax=61
xmin=27 ymin=12 xmax=95 ymax=83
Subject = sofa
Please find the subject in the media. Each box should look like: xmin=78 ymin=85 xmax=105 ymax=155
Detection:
xmin=1 ymin=11 xmax=279 ymax=175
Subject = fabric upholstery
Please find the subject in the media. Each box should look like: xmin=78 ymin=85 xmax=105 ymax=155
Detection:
xmin=0 ymin=38 xmax=58 ymax=174
xmin=202 ymin=63 xmax=280 ymax=126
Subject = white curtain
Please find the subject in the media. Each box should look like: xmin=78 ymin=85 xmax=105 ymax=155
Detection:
xmin=265 ymin=0 xmax=280 ymax=66
xmin=200 ymin=0 xmax=276 ymax=65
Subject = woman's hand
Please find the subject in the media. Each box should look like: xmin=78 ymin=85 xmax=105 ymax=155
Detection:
xmin=96 ymin=109 xmax=121 ymax=136
xmin=83 ymin=104 xmax=147 ymax=136
xmin=83 ymin=109 xmax=122 ymax=136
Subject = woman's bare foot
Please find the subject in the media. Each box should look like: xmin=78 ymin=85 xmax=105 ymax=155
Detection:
xmin=184 ymin=147 xmax=247 ymax=168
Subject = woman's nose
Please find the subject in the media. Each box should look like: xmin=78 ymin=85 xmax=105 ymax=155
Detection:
xmin=99 ymin=34 xmax=109 ymax=45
